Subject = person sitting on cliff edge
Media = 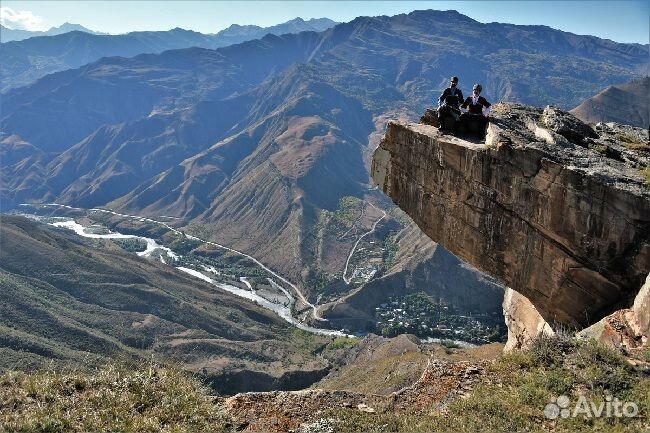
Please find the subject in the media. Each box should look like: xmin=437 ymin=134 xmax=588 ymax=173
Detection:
xmin=460 ymin=83 xmax=491 ymax=138
xmin=438 ymin=76 xmax=464 ymax=108
xmin=435 ymin=76 xmax=464 ymax=131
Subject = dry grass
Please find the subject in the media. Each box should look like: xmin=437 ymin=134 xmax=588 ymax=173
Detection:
xmin=316 ymin=351 xmax=428 ymax=395
xmin=640 ymin=167 xmax=650 ymax=188
xmin=0 ymin=362 xmax=229 ymax=433
xmin=328 ymin=336 xmax=650 ymax=433
xmin=2 ymin=338 xmax=648 ymax=433
xmin=617 ymin=133 xmax=649 ymax=151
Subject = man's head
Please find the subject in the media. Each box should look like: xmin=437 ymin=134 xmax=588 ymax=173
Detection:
xmin=450 ymin=76 xmax=459 ymax=87
xmin=472 ymin=83 xmax=482 ymax=95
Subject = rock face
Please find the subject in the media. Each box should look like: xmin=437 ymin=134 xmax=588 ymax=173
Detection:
xmin=578 ymin=272 xmax=650 ymax=352
xmin=502 ymin=288 xmax=554 ymax=351
xmin=372 ymin=103 xmax=649 ymax=330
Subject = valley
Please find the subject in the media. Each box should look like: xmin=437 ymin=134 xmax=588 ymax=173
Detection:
xmin=0 ymin=214 xmax=338 ymax=394
xmin=16 ymin=204 xmax=343 ymax=336
xmin=1 ymin=13 xmax=644 ymax=329
xmin=13 ymin=201 xmax=507 ymax=345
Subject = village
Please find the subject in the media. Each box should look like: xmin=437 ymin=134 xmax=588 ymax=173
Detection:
xmin=373 ymin=292 xmax=507 ymax=344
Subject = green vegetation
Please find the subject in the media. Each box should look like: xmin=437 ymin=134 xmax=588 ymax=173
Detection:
xmin=0 ymin=362 xmax=228 ymax=433
xmin=183 ymin=224 xmax=216 ymax=242
xmin=616 ymin=133 xmax=648 ymax=151
xmin=306 ymin=267 xmax=334 ymax=292
xmin=375 ymin=292 xmax=506 ymax=344
xmin=167 ymin=233 xmax=203 ymax=255
xmin=176 ymin=251 xmax=268 ymax=284
xmin=112 ymin=238 xmax=148 ymax=253
xmin=440 ymin=340 xmax=461 ymax=349
xmin=328 ymin=336 xmax=650 ymax=433
xmin=331 ymin=196 xmax=363 ymax=229
xmin=326 ymin=336 xmax=358 ymax=351
xmin=382 ymin=231 xmax=399 ymax=271
xmin=385 ymin=206 xmax=411 ymax=227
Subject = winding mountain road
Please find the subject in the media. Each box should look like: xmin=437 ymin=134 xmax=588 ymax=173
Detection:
xmin=342 ymin=202 xmax=387 ymax=285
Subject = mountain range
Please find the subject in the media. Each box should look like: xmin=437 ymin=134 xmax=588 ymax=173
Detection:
xmin=0 ymin=22 xmax=106 ymax=43
xmin=0 ymin=17 xmax=337 ymax=92
xmin=0 ymin=23 xmax=107 ymax=43
xmin=570 ymin=76 xmax=649 ymax=127
xmin=1 ymin=9 xmax=648 ymax=331
xmin=214 ymin=17 xmax=337 ymax=46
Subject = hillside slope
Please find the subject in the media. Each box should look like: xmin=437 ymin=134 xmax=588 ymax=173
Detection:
xmin=0 ymin=215 xmax=330 ymax=394
xmin=570 ymin=76 xmax=649 ymax=127
xmin=3 ymin=336 xmax=648 ymax=432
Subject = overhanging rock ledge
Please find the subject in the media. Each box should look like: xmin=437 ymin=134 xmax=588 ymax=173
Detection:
xmin=372 ymin=103 xmax=649 ymax=331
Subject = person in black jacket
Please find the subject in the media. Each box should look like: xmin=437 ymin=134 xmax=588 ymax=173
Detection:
xmin=460 ymin=83 xmax=491 ymax=138
xmin=436 ymin=76 xmax=464 ymax=131
xmin=438 ymin=76 xmax=464 ymax=108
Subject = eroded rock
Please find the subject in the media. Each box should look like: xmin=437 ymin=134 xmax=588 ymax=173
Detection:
xmin=578 ymin=272 xmax=650 ymax=352
xmin=541 ymin=105 xmax=598 ymax=145
xmin=372 ymin=103 xmax=649 ymax=331
xmin=503 ymin=288 xmax=554 ymax=351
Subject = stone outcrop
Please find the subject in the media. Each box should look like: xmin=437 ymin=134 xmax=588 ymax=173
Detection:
xmin=217 ymin=358 xmax=488 ymax=432
xmin=502 ymin=288 xmax=554 ymax=351
xmin=372 ymin=103 xmax=649 ymax=333
xmin=578 ymin=272 xmax=650 ymax=352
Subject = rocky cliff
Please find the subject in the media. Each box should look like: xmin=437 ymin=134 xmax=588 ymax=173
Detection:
xmin=372 ymin=103 xmax=649 ymax=337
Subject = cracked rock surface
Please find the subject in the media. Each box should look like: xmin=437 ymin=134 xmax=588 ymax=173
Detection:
xmin=372 ymin=103 xmax=649 ymax=329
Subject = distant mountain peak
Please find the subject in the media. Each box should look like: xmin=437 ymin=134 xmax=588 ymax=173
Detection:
xmin=405 ymin=8 xmax=479 ymax=23
xmin=53 ymin=22 xmax=89 ymax=31
xmin=570 ymin=76 xmax=650 ymax=127
xmin=216 ymin=17 xmax=337 ymax=39
xmin=0 ymin=21 xmax=105 ymax=42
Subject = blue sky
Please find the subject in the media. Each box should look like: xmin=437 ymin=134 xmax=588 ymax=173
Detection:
xmin=1 ymin=1 xmax=648 ymax=44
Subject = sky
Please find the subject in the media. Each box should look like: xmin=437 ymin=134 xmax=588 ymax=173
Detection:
xmin=1 ymin=1 xmax=648 ymax=44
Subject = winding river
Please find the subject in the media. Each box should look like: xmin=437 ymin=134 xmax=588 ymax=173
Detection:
xmin=23 ymin=205 xmax=348 ymax=337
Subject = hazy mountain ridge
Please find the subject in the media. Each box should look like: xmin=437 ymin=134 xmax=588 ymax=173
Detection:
xmin=215 ymin=17 xmax=336 ymax=45
xmin=0 ymin=22 xmax=106 ymax=43
xmin=0 ymin=18 xmax=337 ymax=92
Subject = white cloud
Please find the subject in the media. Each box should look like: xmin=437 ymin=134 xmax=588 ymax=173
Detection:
xmin=0 ymin=7 xmax=46 ymax=31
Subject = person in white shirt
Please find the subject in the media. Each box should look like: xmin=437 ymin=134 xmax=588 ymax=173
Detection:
xmin=460 ymin=84 xmax=491 ymax=138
